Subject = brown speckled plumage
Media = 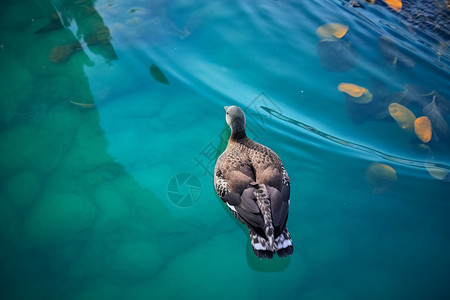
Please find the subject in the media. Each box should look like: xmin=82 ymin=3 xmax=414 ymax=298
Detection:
xmin=214 ymin=106 xmax=293 ymax=259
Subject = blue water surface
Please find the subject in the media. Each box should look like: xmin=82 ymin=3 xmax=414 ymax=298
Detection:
xmin=1 ymin=0 xmax=450 ymax=299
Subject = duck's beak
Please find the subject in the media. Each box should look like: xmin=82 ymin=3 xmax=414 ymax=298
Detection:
xmin=224 ymin=106 xmax=229 ymax=111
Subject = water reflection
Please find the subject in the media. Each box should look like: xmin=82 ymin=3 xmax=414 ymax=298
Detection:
xmin=45 ymin=0 xmax=117 ymax=63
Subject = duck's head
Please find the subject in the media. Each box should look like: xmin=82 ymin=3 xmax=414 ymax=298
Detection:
xmin=224 ymin=105 xmax=246 ymax=134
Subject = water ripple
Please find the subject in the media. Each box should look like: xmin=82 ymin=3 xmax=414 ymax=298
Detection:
xmin=261 ymin=106 xmax=450 ymax=171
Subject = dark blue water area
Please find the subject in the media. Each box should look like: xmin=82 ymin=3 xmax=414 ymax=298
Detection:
xmin=1 ymin=0 xmax=450 ymax=299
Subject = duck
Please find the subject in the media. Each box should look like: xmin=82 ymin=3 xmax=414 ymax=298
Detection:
xmin=214 ymin=105 xmax=293 ymax=259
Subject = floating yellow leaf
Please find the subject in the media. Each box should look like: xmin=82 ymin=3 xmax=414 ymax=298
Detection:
xmin=316 ymin=23 xmax=349 ymax=39
xmin=384 ymin=0 xmax=402 ymax=12
xmin=365 ymin=162 xmax=397 ymax=193
xmin=338 ymin=83 xmax=373 ymax=104
xmin=388 ymin=103 xmax=416 ymax=133
xmin=425 ymin=163 xmax=448 ymax=180
xmin=338 ymin=83 xmax=365 ymax=97
xmin=414 ymin=116 xmax=432 ymax=143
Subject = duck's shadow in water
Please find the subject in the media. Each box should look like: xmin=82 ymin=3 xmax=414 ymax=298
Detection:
xmin=245 ymin=235 xmax=292 ymax=272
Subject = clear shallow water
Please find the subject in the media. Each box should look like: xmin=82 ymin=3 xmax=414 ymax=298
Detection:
xmin=1 ymin=0 xmax=450 ymax=299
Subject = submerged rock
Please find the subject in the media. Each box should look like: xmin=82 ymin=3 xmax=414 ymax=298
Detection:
xmin=4 ymin=171 xmax=41 ymax=210
xmin=0 ymin=123 xmax=65 ymax=178
xmin=0 ymin=201 xmax=18 ymax=241
xmin=103 ymin=240 xmax=162 ymax=285
xmin=0 ymin=58 xmax=34 ymax=124
xmin=93 ymin=182 xmax=130 ymax=225
xmin=65 ymin=280 xmax=121 ymax=300
xmin=25 ymin=193 xmax=97 ymax=246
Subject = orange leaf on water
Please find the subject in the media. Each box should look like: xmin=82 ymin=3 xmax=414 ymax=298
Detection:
xmin=388 ymin=103 xmax=416 ymax=133
xmin=384 ymin=0 xmax=402 ymax=12
xmin=414 ymin=116 xmax=432 ymax=143
xmin=338 ymin=83 xmax=373 ymax=104
xmin=316 ymin=23 xmax=349 ymax=39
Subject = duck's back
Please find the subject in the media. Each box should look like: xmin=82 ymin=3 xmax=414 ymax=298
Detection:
xmin=217 ymin=137 xmax=283 ymax=194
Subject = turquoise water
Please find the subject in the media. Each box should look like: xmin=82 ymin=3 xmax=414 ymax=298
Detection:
xmin=1 ymin=0 xmax=450 ymax=299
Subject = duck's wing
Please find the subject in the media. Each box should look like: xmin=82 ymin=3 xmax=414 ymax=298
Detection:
xmin=214 ymin=167 xmax=265 ymax=231
xmin=269 ymin=165 xmax=290 ymax=232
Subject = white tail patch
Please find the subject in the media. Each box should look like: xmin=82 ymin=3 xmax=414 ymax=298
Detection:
xmin=274 ymin=230 xmax=293 ymax=250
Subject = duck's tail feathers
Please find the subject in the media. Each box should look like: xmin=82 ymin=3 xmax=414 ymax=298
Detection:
xmin=275 ymin=228 xmax=293 ymax=257
xmin=250 ymin=182 xmax=293 ymax=259
xmin=252 ymin=183 xmax=274 ymax=251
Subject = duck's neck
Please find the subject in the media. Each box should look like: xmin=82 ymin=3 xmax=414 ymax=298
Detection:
xmin=229 ymin=129 xmax=247 ymax=142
